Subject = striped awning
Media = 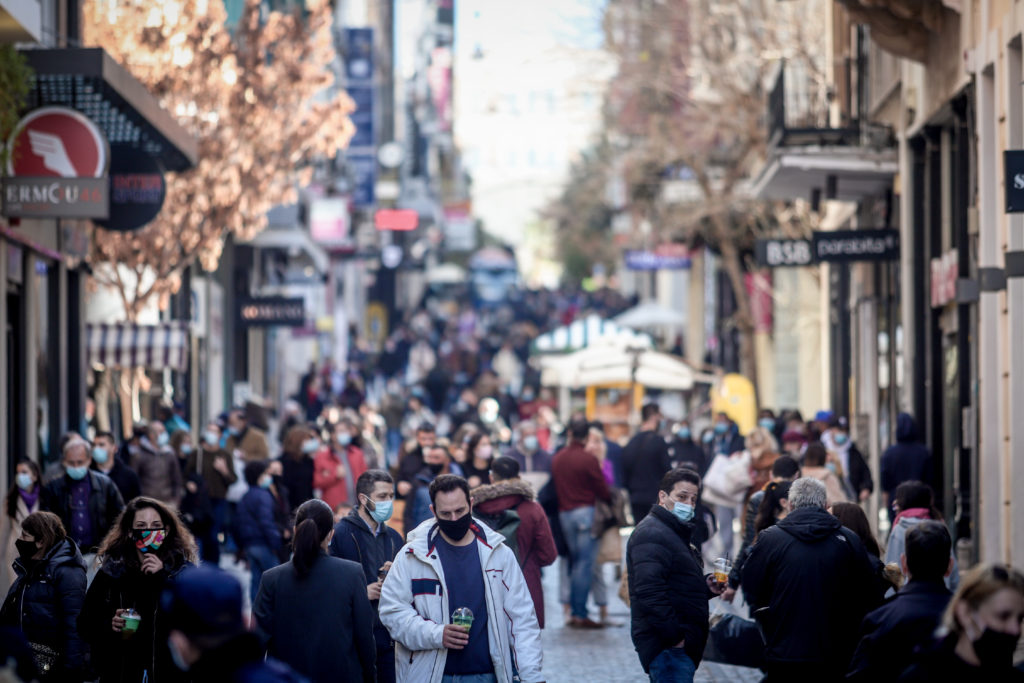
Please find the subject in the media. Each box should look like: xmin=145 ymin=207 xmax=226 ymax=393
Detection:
xmin=86 ymin=322 xmax=190 ymax=371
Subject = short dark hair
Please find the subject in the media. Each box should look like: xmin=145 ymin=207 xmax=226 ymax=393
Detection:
xmin=428 ymin=474 xmax=470 ymax=506
xmin=771 ymin=455 xmax=800 ymax=480
xmin=243 ymin=460 xmax=269 ymax=487
xmin=568 ymin=417 xmax=590 ymax=442
xmin=894 ymin=480 xmax=935 ymax=512
xmin=905 ymin=520 xmax=952 ymax=582
xmin=94 ymin=431 xmax=116 ymax=444
xmin=641 ymin=404 xmax=661 ymax=422
xmin=490 ymin=456 xmax=520 ymax=481
xmin=659 ymin=467 xmax=701 ymax=495
xmin=356 ymin=470 xmax=393 ymax=500
xmin=803 ymin=442 xmax=827 ymax=467
xmin=415 ymin=422 xmax=436 ymax=434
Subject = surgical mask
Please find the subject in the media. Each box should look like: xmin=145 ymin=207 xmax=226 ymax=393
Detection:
xmin=302 ymin=438 xmax=319 ymax=454
xmin=971 ymin=625 xmax=1020 ymax=669
xmin=92 ymin=447 xmax=109 ymax=464
xmin=521 ymin=391 xmax=535 ymax=402
xmin=203 ymin=430 xmax=218 ymax=446
xmin=702 ymin=431 xmax=714 ymax=444
xmin=676 ymin=428 xmax=691 ymax=440
xmin=157 ymin=432 xmax=170 ymax=448
xmin=714 ymin=422 xmax=728 ymax=435
xmin=834 ymin=433 xmax=849 ymax=446
xmin=758 ymin=418 xmax=775 ymax=431
xmin=259 ymin=476 xmax=273 ymax=489
xmin=133 ymin=528 xmax=166 ymax=553
xmin=364 ymin=497 xmax=394 ymax=523
xmin=180 ymin=444 xmax=193 ymax=455
xmin=66 ymin=466 xmax=89 ymax=481
xmin=227 ymin=426 xmax=241 ymax=437
xmin=436 ymin=512 xmax=473 ymax=541
xmin=337 ymin=433 xmax=352 ymax=447
xmin=168 ymin=637 xmax=190 ymax=671
xmin=672 ymin=502 xmax=695 ymax=523
xmin=16 ymin=473 xmax=34 ymax=491
xmin=521 ymin=435 xmax=539 ymax=452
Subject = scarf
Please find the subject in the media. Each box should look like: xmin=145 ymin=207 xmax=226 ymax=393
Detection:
xmin=894 ymin=507 xmax=932 ymax=525
xmin=18 ymin=486 xmax=39 ymax=511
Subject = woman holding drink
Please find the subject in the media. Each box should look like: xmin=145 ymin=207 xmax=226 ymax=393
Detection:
xmin=79 ymin=497 xmax=197 ymax=683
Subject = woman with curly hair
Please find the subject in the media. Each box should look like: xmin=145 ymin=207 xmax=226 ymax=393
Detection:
xmin=78 ymin=497 xmax=197 ymax=683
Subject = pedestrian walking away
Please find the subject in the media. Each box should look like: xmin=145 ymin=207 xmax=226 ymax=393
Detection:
xmin=254 ymin=499 xmax=377 ymax=683
xmin=622 ymin=404 xmax=672 ymax=525
xmin=379 ymin=474 xmax=544 ymax=683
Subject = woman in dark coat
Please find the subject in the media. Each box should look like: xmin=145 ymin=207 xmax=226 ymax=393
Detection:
xmin=78 ymin=496 xmax=197 ymax=683
xmin=0 ymin=511 xmax=87 ymax=681
xmin=254 ymin=499 xmax=376 ymax=683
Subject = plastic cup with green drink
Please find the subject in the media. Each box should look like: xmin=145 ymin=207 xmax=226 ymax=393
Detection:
xmin=122 ymin=608 xmax=141 ymax=635
xmin=452 ymin=607 xmax=474 ymax=632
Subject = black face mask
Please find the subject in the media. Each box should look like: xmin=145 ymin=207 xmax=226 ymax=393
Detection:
xmin=972 ymin=627 xmax=1020 ymax=668
xmin=427 ymin=463 xmax=445 ymax=475
xmin=436 ymin=512 xmax=472 ymax=541
xmin=15 ymin=539 xmax=38 ymax=560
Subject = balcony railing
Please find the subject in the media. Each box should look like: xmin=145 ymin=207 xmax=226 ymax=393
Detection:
xmin=767 ymin=61 xmax=860 ymax=149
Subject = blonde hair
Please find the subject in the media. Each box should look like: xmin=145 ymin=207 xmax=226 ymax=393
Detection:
xmin=942 ymin=563 xmax=1024 ymax=637
xmin=746 ymin=426 xmax=778 ymax=453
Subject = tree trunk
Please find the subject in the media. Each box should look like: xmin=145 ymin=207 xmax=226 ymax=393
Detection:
xmin=714 ymin=218 xmax=760 ymax=405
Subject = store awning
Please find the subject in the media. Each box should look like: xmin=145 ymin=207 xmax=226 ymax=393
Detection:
xmin=750 ymin=146 xmax=898 ymax=202
xmin=21 ymin=48 xmax=198 ymax=172
xmin=87 ymin=322 xmax=190 ymax=371
xmin=532 ymin=314 xmax=653 ymax=354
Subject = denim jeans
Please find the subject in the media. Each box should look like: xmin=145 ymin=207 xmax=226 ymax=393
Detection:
xmin=559 ymin=505 xmax=597 ymax=620
xmin=245 ymin=544 xmax=280 ymax=606
xmin=441 ymin=675 xmax=496 ymax=683
xmin=649 ymin=648 xmax=696 ymax=683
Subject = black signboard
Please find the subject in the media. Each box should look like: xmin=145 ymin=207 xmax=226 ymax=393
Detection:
xmin=1005 ymin=150 xmax=1024 ymax=213
xmin=755 ymin=238 xmax=814 ymax=267
xmin=237 ymin=297 xmax=305 ymax=327
xmin=94 ymin=147 xmax=166 ymax=232
xmin=812 ymin=229 xmax=899 ymax=263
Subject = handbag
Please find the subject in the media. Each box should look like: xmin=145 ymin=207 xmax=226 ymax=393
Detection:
xmin=29 ymin=641 xmax=59 ymax=676
xmin=703 ymin=452 xmax=753 ymax=501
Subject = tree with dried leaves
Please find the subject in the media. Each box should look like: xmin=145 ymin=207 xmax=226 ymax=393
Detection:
xmin=83 ymin=0 xmax=355 ymax=319
xmin=600 ymin=0 xmax=826 ymax=396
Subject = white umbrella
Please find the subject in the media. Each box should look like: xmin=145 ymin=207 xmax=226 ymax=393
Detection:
xmin=539 ymin=343 xmax=709 ymax=390
xmin=614 ymin=300 xmax=686 ymax=328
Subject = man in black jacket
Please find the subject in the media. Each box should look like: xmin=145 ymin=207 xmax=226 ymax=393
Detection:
xmin=41 ymin=438 xmax=125 ymax=556
xmin=627 ymin=468 xmax=724 ymax=681
xmin=89 ymin=431 xmax=141 ymax=504
xmin=846 ymin=521 xmax=953 ymax=681
xmin=622 ymin=404 xmax=671 ymax=524
xmin=329 ymin=470 xmax=403 ymax=683
xmin=741 ymin=477 xmax=882 ymax=682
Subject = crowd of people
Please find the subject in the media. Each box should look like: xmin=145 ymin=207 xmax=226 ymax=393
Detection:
xmin=2 ymin=291 xmax=1023 ymax=682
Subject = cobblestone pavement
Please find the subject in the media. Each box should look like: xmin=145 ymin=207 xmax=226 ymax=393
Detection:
xmin=539 ymin=561 xmax=764 ymax=682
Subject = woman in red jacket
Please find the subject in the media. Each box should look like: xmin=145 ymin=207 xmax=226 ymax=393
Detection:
xmin=313 ymin=419 xmax=367 ymax=510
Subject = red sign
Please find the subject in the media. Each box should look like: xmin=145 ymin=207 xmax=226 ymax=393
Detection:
xmin=930 ymin=250 xmax=958 ymax=308
xmin=375 ymin=209 xmax=418 ymax=231
xmin=6 ymin=107 xmax=109 ymax=178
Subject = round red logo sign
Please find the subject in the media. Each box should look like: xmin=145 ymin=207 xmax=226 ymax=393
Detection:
xmin=6 ymin=107 xmax=109 ymax=178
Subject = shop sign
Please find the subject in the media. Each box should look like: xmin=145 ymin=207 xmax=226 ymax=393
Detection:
xmin=2 ymin=107 xmax=110 ymax=219
xmin=375 ymin=208 xmax=418 ymax=231
xmin=930 ymin=250 xmax=958 ymax=308
xmin=812 ymin=229 xmax=899 ymax=262
xmin=1004 ymin=150 xmax=1024 ymax=213
xmin=624 ymin=244 xmax=692 ymax=270
xmin=94 ymin=148 xmax=166 ymax=232
xmin=310 ymin=198 xmax=350 ymax=248
xmin=237 ymin=296 xmax=305 ymax=327
xmin=755 ymin=238 xmax=813 ymax=267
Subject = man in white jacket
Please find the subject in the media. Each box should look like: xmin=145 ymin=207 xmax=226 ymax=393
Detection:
xmin=379 ymin=474 xmax=544 ymax=683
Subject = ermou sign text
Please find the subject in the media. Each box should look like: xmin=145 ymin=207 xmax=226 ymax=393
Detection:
xmin=756 ymin=229 xmax=900 ymax=268
xmin=237 ymin=297 xmax=305 ymax=328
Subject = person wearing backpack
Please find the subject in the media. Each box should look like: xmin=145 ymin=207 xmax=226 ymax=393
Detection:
xmin=471 ymin=457 xmax=557 ymax=628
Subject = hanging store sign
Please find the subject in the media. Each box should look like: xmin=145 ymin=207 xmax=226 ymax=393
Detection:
xmin=930 ymin=250 xmax=959 ymax=308
xmin=1005 ymin=150 xmax=1024 ymax=212
xmin=94 ymin=147 xmax=166 ymax=231
xmin=755 ymin=238 xmax=814 ymax=267
xmin=624 ymin=244 xmax=692 ymax=270
xmin=811 ymin=229 xmax=900 ymax=263
xmin=2 ymin=106 xmax=110 ymax=218
xmin=237 ymin=296 xmax=305 ymax=327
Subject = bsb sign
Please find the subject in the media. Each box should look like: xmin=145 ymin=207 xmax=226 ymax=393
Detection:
xmin=756 ymin=230 xmax=900 ymax=267
xmin=2 ymin=107 xmax=110 ymax=219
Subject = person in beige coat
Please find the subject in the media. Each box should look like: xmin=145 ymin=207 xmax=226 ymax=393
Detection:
xmin=225 ymin=408 xmax=271 ymax=462
xmin=1 ymin=460 xmax=42 ymax=593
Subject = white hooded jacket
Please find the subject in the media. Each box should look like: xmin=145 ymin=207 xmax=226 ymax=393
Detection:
xmin=379 ymin=517 xmax=544 ymax=682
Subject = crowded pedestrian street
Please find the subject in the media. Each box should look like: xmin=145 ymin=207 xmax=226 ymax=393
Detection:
xmin=4 ymin=0 xmax=1024 ymax=682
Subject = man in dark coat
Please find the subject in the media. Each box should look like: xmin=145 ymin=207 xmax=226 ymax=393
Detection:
xmin=329 ymin=470 xmax=404 ymax=683
xmin=395 ymin=423 xmax=436 ymax=499
xmin=90 ymin=431 xmax=141 ymax=504
xmin=627 ymin=467 xmax=724 ymax=680
xmin=880 ymin=413 xmax=933 ymax=521
xmin=471 ymin=457 xmax=558 ymax=628
xmin=669 ymin=420 xmax=707 ymax=476
xmin=41 ymin=439 xmax=125 ymax=554
xmin=847 ymin=521 xmax=954 ymax=681
xmin=622 ymin=404 xmax=672 ymax=524
xmin=742 ymin=477 xmax=882 ymax=682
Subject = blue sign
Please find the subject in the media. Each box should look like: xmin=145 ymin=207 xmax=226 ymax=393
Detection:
xmin=349 ymin=154 xmax=376 ymax=207
xmin=347 ymin=86 xmax=375 ymax=150
xmin=624 ymin=250 xmax=692 ymax=270
xmin=344 ymin=28 xmax=374 ymax=83
xmin=344 ymin=28 xmax=376 ymax=206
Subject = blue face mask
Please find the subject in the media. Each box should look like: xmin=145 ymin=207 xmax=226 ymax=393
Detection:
xmin=157 ymin=432 xmax=170 ymax=447
xmin=676 ymin=428 xmax=691 ymax=440
xmin=702 ymin=431 xmax=714 ymax=444
xmin=759 ymin=418 xmax=775 ymax=431
xmin=834 ymin=433 xmax=849 ymax=446
xmin=714 ymin=422 xmax=728 ymax=435
xmin=522 ymin=435 xmax=539 ymax=452
xmin=16 ymin=473 xmax=34 ymax=491
xmin=66 ymin=466 xmax=89 ymax=481
xmin=259 ymin=476 xmax=273 ymax=489
xmin=337 ymin=433 xmax=352 ymax=447
xmin=180 ymin=444 xmax=193 ymax=455
xmin=672 ymin=502 xmax=695 ymax=523
xmin=203 ymin=431 xmax=219 ymax=446
xmin=227 ymin=427 xmax=241 ymax=437
xmin=92 ymin=447 xmax=109 ymax=464
xmin=302 ymin=438 xmax=320 ymax=454
xmin=364 ymin=497 xmax=394 ymax=523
